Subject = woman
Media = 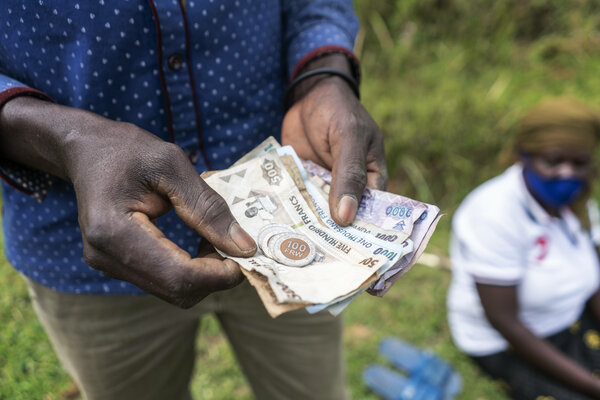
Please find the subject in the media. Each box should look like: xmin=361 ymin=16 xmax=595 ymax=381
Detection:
xmin=447 ymin=97 xmax=600 ymax=399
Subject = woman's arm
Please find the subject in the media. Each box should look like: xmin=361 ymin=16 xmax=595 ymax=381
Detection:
xmin=586 ymin=288 xmax=600 ymax=326
xmin=477 ymin=283 xmax=600 ymax=397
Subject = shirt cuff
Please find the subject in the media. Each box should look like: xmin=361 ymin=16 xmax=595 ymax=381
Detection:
xmin=471 ymin=273 xmax=521 ymax=286
xmin=464 ymin=258 xmax=523 ymax=286
xmin=0 ymin=86 xmax=55 ymax=202
xmin=0 ymin=86 xmax=53 ymax=108
xmin=286 ymin=14 xmax=358 ymax=76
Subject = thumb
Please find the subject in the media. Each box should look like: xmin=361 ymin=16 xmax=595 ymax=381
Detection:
xmin=329 ymin=140 xmax=367 ymax=226
xmin=161 ymin=172 xmax=256 ymax=257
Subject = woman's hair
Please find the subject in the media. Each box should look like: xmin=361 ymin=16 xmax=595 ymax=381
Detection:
xmin=500 ymin=96 xmax=600 ymax=166
xmin=501 ymin=97 xmax=600 ymax=230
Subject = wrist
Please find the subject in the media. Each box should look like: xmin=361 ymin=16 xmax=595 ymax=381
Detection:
xmin=285 ymin=53 xmax=358 ymax=107
xmin=0 ymin=96 xmax=104 ymax=181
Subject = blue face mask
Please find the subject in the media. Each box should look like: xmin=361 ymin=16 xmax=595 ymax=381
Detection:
xmin=523 ymin=166 xmax=585 ymax=209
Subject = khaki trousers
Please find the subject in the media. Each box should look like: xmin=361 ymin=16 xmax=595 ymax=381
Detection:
xmin=26 ymin=278 xmax=347 ymax=400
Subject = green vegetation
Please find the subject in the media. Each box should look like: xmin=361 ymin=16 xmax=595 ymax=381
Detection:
xmin=3 ymin=1 xmax=600 ymax=398
xmin=355 ymin=0 xmax=600 ymax=208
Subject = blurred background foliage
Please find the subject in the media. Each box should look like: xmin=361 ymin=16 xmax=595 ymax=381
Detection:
xmin=3 ymin=1 xmax=600 ymax=399
xmin=354 ymin=0 xmax=600 ymax=210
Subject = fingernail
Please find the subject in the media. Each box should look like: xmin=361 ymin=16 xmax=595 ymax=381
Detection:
xmin=229 ymin=222 xmax=256 ymax=253
xmin=337 ymin=195 xmax=358 ymax=225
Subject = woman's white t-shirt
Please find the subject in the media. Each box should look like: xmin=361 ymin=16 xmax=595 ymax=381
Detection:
xmin=447 ymin=164 xmax=600 ymax=356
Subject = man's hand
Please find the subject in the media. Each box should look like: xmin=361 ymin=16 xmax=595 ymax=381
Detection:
xmin=0 ymin=97 xmax=256 ymax=308
xmin=281 ymin=54 xmax=387 ymax=227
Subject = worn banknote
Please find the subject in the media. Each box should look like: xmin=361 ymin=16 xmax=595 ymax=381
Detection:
xmin=232 ymin=136 xmax=281 ymax=166
xmin=299 ymin=159 xmax=441 ymax=297
xmin=276 ymin=147 xmax=415 ymax=276
xmin=203 ymin=153 xmax=390 ymax=310
xmin=303 ymin=160 xmax=433 ymax=238
xmin=202 ymin=137 xmax=440 ymax=316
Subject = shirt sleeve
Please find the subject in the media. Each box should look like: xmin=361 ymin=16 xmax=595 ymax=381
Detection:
xmin=451 ymin=195 xmax=526 ymax=285
xmin=588 ymin=198 xmax=600 ymax=247
xmin=282 ymin=0 xmax=360 ymax=80
xmin=0 ymin=73 xmax=55 ymax=202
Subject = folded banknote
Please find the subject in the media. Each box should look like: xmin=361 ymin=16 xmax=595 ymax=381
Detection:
xmin=201 ymin=137 xmax=440 ymax=317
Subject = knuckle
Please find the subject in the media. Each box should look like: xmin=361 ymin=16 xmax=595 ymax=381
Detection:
xmin=119 ymin=121 xmax=139 ymax=132
xmin=82 ymin=245 xmax=102 ymax=269
xmin=158 ymin=144 xmax=187 ymax=172
xmin=343 ymin=111 xmax=361 ymax=129
xmin=175 ymin=298 xmax=198 ymax=309
xmin=81 ymin=241 xmax=115 ymax=277
xmin=82 ymin=217 xmax=114 ymax=251
xmin=161 ymin=142 xmax=187 ymax=160
xmin=340 ymin=163 xmax=367 ymax=188
xmin=143 ymin=142 xmax=187 ymax=176
xmin=338 ymin=110 xmax=370 ymax=134
xmin=82 ymin=212 xmax=130 ymax=258
xmin=193 ymin=190 xmax=230 ymax=226
xmin=165 ymin=274 xmax=203 ymax=309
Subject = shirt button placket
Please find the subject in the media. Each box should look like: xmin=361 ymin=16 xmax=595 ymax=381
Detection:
xmin=152 ymin=0 xmax=206 ymax=170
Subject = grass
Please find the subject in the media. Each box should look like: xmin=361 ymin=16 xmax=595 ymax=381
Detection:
xmin=355 ymin=0 xmax=600 ymax=208
xmin=0 ymin=226 xmax=71 ymax=400
xmin=3 ymin=1 xmax=600 ymax=398
xmin=1 ymin=217 xmax=508 ymax=400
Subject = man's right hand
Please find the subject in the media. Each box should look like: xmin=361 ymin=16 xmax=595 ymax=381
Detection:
xmin=0 ymin=96 xmax=256 ymax=308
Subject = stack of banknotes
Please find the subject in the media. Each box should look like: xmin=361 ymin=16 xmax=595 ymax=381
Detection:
xmin=201 ymin=138 xmax=441 ymax=317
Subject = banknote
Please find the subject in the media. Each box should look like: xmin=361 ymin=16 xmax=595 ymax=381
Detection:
xmin=276 ymin=147 xmax=415 ymax=274
xmin=298 ymin=159 xmax=441 ymax=297
xmin=272 ymin=146 xmax=435 ymax=315
xmin=305 ymin=177 xmax=413 ymax=254
xmin=367 ymin=213 xmax=442 ymax=296
xmin=202 ymin=153 xmax=390 ymax=309
xmin=310 ymin=212 xmax=442 ymax=313
xmin=233 ymin=136 xmax=281 ymax=166
xmin=202 ymin=138 xmax=440 ymax=316
xmin=240 ymin=269 xmax=311 ymax=316
xmin=308 ymin=175 xmax=411 ymax=246
xmin=278 ymin=155 xmax=323 ymax=224
xmin=302 ymin=160 xmax=431 ymax=236
xmin=268 ymin=147 xmax=423 ymax=315
xmin=367 ymin=200 xmax=441 ymax=295
xmin=276 ymin=147 xmax=422 ymax=275
xmin=277 ymin=146 xmax=415 ymax=246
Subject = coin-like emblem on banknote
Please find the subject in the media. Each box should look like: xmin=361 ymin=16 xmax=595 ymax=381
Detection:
xmin=269 ymin=232 xmax=317 ymax=267
xmin=257 ymin=223 xmax=293 ymax=259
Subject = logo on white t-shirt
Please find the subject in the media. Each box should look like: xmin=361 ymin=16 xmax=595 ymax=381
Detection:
xmin=534 ymin=235 xmax=550 ymax=261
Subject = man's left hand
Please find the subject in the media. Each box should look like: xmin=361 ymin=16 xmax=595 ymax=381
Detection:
xmin=282 ymin=57 xmax=387 ymax=227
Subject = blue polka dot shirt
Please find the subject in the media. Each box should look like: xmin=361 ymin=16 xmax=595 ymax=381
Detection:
xmin=0 ymin=0 xmax=359 ymax=295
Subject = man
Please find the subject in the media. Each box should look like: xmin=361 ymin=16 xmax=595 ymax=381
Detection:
xmin=0 ymin=1 xmax=387 ymax=399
